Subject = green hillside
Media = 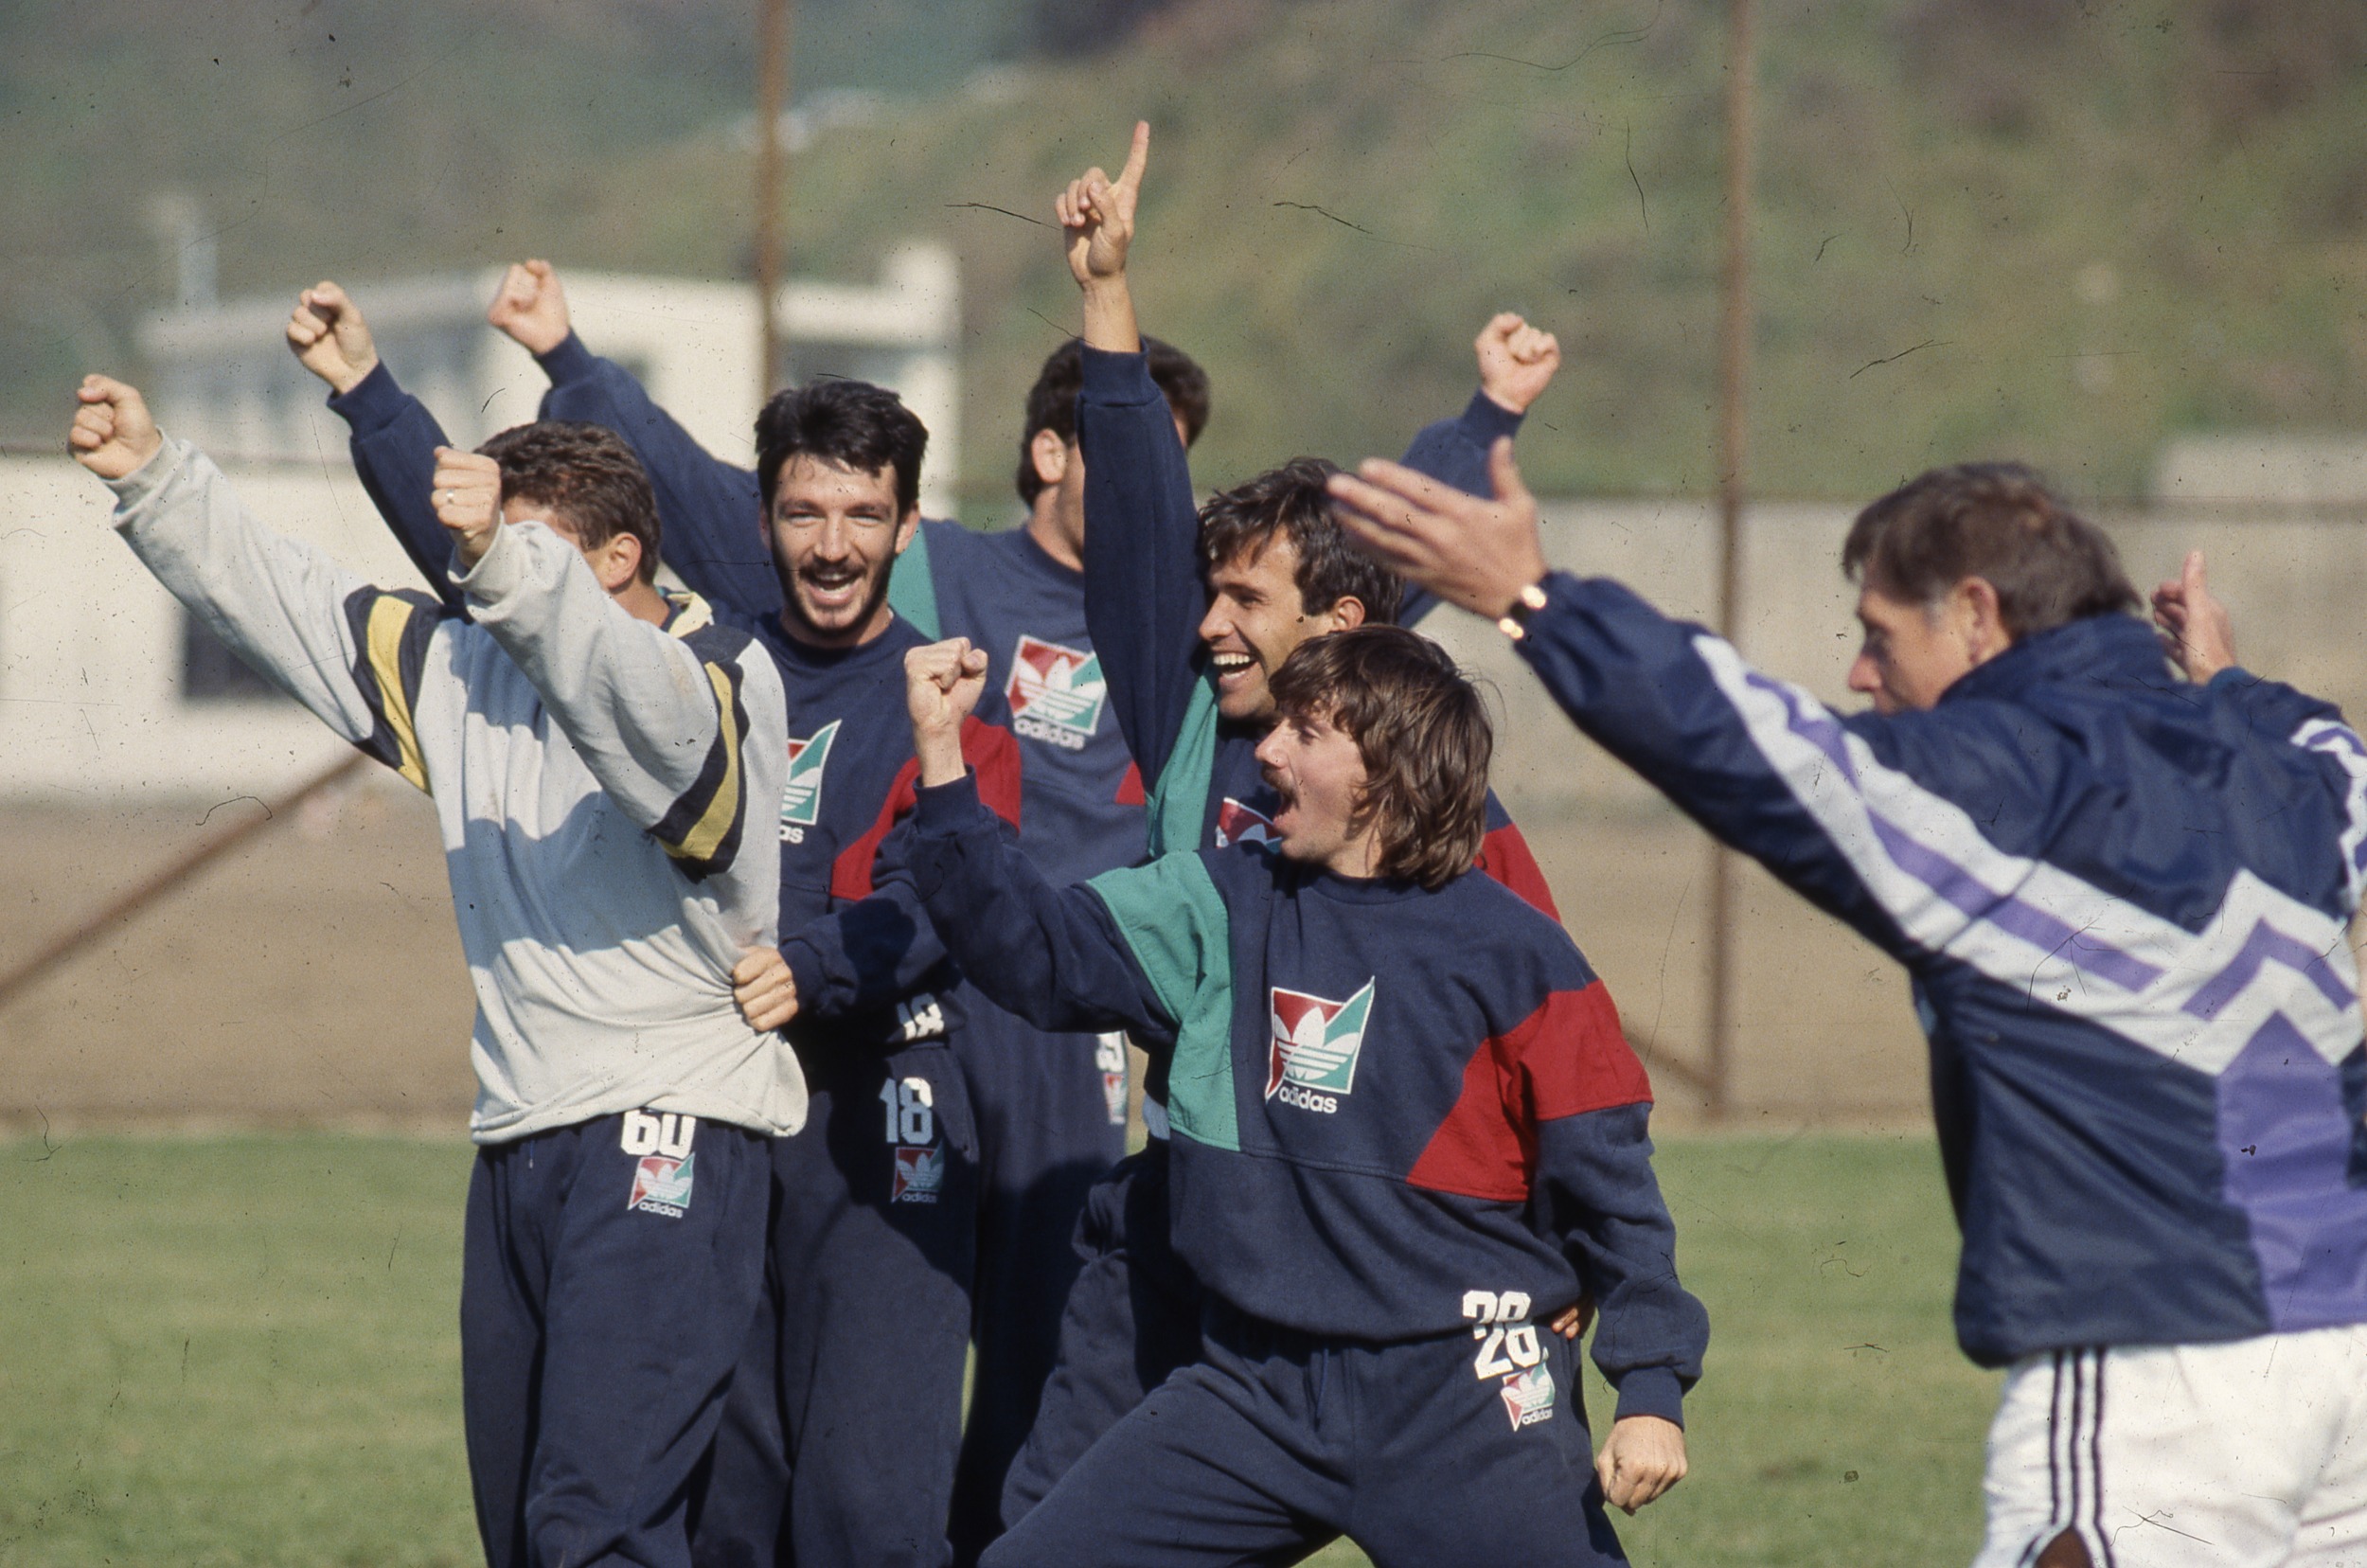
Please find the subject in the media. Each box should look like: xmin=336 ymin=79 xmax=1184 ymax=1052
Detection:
xmin=726 ymin=0 xmax=2367 ymax=505
xmin=6 ymin=0 xmax=2364 ymax=508
xmin=0 ymin=0 xmax=1019 ymax=437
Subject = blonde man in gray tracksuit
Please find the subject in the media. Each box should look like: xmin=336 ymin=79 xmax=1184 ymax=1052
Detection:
xmin=71 ymin=374 xmax=796 ymax=1568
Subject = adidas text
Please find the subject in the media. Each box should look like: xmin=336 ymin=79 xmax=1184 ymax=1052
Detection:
xmin=1273 ymin=1082 xmax=1339 ymax=1114
xmin=1013 ymin=715 xmax=1089 ymax=751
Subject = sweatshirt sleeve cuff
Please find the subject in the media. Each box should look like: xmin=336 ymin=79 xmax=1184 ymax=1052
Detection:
xmin=534 ymin=333 xmax=598 ymax=388
xmin=1459 ymin=387 xmax=1526 ymax=447
xmin=451 ymin=519 xmax=531 ymax=608
xmin=1611 ymin=1366 xmax=1686 ymax=1427
xmin=913 ymin=772 xmax=985 ymax=833
xmin=326 ymin=361 xmax=407 ymax=434
xmin=105 ymin=436 xmax=187 ymax=511
xmin=778 ymin=938 xmax=828 ymax=1017
xmin=1078 ymin=345 xmax=1163 ymax=407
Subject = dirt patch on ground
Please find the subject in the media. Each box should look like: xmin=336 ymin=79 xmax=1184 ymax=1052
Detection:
xmin=0 ymin=781 xmax=476 ymax=1131
xmin=0 ymin=783 xmax=1931 ymax=1131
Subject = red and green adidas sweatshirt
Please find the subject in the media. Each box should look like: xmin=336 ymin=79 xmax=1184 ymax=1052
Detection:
xmin=907 ymin=774 xmax=1709 ymax=1425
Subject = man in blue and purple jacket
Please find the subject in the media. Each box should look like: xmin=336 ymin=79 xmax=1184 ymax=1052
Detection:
xmin=1333 ymin=448 xmax=2367 ymax=1567
xmin=900 ymin=624 xmax=1706 ymax=1567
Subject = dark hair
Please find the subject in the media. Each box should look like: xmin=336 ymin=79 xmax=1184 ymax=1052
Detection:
xmin=1199 ymin=457 xmax=1406 ymax=625
xmin=1842 ymin=462 xmax=2139 ymax=636
xmin=1015 ymin=334 xmax=1212 ymax=505
xmin=476 ymin=421 xmax=661 ymax=584
xmin=1267 ymin=626 xmax=1489 ymax=889
xmin=755 ymin=379 xmax=928 ymax=518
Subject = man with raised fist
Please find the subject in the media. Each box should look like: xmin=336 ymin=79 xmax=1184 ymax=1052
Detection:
xmin=898 ymin=624 xmax=1703 ymax=1567
xmin=71 ymin=374 xmax=795 ymax=1568
xmin=399 ymin=254 xmax=1218 ymax=1565
xmin=288 ymin=282 xmax=1031 ymax=1568
xmin=999 ymin=120 xmax=1581 ymax=1535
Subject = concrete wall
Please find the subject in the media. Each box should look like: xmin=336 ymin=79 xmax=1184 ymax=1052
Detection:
xmin=1427 ymin=497 xmax=2367 ymax=822
xmin=5 ymin=472 xmax=2360 ymax=1121
xmin=0 ymin=454 xmax=408 ymax=803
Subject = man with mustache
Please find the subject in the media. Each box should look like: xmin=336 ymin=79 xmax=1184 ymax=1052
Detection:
xmin=452 ymin=261 xmax=1216 ymax=1566
xmin=997 ymin=123 xmax=1585 ymax=1530
xmin=899 ymin=624 xmax=1703 ymax=1567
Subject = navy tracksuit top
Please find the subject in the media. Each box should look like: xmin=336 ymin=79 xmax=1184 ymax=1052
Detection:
xmin=1511 ymin=572 xmax=2367 ymax=1365
xmin=329 ymin=360 xmax=1022 ymax=1043
xmin=517 ymin=334 xmax=1142 ymax=892
xmin=908 ymin=774 xmax=1710 ymax=1424
xmin=1073 ymin=347 xmax=1564 ymax=1002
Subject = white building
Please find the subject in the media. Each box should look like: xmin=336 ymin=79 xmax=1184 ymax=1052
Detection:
xmin=0 ymin=249 xmax=959 ymax=802
xmin=137 ymin=247 xmax=961 ymax=509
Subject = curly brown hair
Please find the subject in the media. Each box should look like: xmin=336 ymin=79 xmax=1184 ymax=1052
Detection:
xmin=477 ymin=420 xmax=662 ymax=584
xmin=1198 ymin=457 xmax=1406 ymax=625
xmin=1266 ymin=626 xmax=1489 ymax=889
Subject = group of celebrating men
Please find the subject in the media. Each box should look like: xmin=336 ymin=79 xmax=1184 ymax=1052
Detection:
xmin=64 ymin=119 xmax=2367 ymax=1568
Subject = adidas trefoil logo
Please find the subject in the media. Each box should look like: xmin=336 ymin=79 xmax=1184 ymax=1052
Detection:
xmin=1265 ymin=979 xmax=1377 ymax=1114
xmin=779 ymin=720 xmax=841 ymax=840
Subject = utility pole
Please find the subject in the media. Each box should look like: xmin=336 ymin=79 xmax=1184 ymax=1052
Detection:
xmin=1706 ymin=0 xmax=1758 ymax=1120
xmin=755 ymin=0 xmax=796 ymax=400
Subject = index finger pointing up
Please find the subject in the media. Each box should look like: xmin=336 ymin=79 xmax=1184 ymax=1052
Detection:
xmin=1114 ymin=119 xmax=1150 ymax=196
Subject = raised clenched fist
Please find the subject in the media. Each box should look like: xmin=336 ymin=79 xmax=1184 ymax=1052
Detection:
xmin=485 ymin=260 xmax=572 ymax=356
xmin=905 ymin=638 xmax=989 ymax=788
xmin=69 ymin=374 xmax=163 ymax=482
xmin=432 ymin=447 xmax=506 ymax=569
xmin=285 ymin=282 xmax=381 ymax=395
xmin=1475 ymin=312 xmax=1561 ymax=416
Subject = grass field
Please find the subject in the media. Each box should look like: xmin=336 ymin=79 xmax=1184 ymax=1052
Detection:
xmin=0 ymin=1131 xmax=1997 ymax=1567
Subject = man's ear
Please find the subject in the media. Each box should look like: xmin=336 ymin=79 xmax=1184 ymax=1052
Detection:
xmin=596 ymin=531 xmax=644 ymax=593
xmin=892 ymin=507 xmax=922 ymax=557
xmin=1030 ymin=429 xmax=1070 ymax=491
xmin=1961 ymin=577 xmax=2010 ymax=664
xmin=1325 ymin=595 xmax=1368 ymax=633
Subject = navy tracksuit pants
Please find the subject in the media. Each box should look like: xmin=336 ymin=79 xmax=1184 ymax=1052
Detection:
xmin=984 ymin=1300 xmax=1629 ymax=1568
xmin=692 ymin=1035 xmax=979 ymax=1568
xmin=462 ymin=1110 xmax=773 ymax=1568
xmin=997 ymin=1134 xmax=1204 ymax=1531
xmin=947 ymin=1003 xmax=1130 ymax=1567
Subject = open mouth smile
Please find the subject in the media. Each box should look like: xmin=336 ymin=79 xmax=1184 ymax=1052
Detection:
xmin=798 ymin=564 xmax=865 ymax=613
xmin=1212 ymin=650 xmax=1258 ymax=688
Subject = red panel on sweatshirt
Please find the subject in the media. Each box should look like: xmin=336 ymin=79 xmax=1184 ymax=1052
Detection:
xmin=831 ymin=715 xmax=1023 ymax=900
xmin=1405 ymin=982 xmax=1652 ymax=1202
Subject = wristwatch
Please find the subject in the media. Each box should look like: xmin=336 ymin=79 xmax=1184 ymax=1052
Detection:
xmin=1496 ymin=579 xmax=1551 ymax=641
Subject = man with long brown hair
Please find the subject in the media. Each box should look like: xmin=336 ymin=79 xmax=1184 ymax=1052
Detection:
xmin=894 ymin=624 xmax=1706 ymax=1568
